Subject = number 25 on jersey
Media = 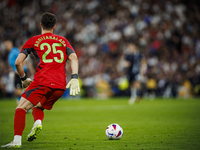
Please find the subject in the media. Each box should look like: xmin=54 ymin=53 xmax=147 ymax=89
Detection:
xmin=40 ymin=43 xmax=64 ymax=63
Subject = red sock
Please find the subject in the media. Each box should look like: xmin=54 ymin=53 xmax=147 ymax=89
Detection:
xmin=32 ymin=107 xmax=44 ymax=122
xmin=14 ymin=108 xmax=26 ymax=136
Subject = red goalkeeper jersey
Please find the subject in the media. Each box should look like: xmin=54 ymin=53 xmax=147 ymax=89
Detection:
xmin=20 ymin=33 xmax=75 ymax=90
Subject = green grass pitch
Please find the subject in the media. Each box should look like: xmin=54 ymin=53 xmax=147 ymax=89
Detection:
xmin=0 ymin=98 xmax=200 ymax=150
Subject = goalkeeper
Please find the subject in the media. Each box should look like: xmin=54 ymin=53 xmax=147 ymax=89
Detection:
xmin=1 ymin=12 xmax=80 ymax=148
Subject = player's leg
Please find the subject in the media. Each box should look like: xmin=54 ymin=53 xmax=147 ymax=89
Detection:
xmin=1 ymin=97 xmax=34 ymax=148
xmin=128 ymin=74 xmax=136 ymax=104
xmin=129 ymin=80 xmax=138 ymax=105
xmin=26 ymin=87 xmax=48 ymax=142
xmin=32 ymin=104 xmax=44 ymax=126
xmin=2 ymin=83 xmax=45 ymax=148
xmin=27 ymin=103 xmax=44 ymax=142
xmin=14 ymin=73 xmax=31 ymax=113
xmin=136 ymin=82 xmax=143 ymax=103
xmin=129 ymin=80 xmax=141 ymax=105
xmin=26 ymin=88 xmax=65 ymax=142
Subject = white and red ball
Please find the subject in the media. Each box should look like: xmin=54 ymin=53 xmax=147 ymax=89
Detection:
xmin=105 ymin=123 xmax=123 ymax=140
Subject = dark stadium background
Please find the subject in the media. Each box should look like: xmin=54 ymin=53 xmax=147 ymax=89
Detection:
xmin=0 ymin=0 xmax=200 ymax=99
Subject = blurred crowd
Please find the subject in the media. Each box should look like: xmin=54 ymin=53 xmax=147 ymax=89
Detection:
xmin=0 ymin=0 xmax=200 ymax=98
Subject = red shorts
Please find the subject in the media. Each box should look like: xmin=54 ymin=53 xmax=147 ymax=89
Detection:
xmin=22 ymin=82 xmax=65 ymax=110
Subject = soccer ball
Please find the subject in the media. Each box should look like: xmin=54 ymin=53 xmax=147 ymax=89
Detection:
xmin=105 ymin=123 xmax=123 ymax=140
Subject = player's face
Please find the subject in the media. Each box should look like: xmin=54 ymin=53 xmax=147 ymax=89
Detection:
xmin=127 ymin=44 xmax=137 ymax=53
xmin=4 ymin=41 xmax=13 ymax=51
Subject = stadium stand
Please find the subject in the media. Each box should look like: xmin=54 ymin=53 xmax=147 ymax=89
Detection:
xmin=0 ymin=0 xmax=200 ymax=98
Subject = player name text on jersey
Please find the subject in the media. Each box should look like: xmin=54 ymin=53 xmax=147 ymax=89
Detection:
xmin=34 ymin=36 xmax=66 ymax=47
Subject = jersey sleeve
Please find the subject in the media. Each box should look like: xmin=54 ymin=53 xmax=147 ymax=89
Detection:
xmin=65 ymin=39 xmax=75 ymax=57
xmin=20 ymin=38 xmax=34 ymax=56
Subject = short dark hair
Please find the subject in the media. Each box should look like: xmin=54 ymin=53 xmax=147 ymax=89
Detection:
xmin=41 ymin=12 xmax=56 ymax=30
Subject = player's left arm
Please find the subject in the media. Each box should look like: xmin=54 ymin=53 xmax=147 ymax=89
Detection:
xmin=65 ymin=40 xmax=80 ymax=96
xmin=68 ymin=53 xmax=78 ymax=75
xmin=66 ymin=53 xmax=80 ymax=96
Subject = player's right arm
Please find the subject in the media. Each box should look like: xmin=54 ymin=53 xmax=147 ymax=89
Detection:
xmin=15 ymin=38 xmax=33 ymax=88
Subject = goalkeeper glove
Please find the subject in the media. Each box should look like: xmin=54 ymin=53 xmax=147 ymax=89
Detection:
xmin=20 ymin=74 xmax=32 ymax=89
xmin=66 ymin=74 xmax=80 ymax=96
